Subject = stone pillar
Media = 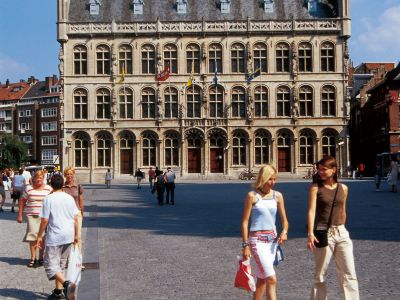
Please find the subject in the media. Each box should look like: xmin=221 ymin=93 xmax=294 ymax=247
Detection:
xmin=89 ymin=139 xmax=95 ymax=184
xmin=293 ymin=137 xmax=298 ymax=174
xmin=203 ymin=138 xmax=208 ymax=175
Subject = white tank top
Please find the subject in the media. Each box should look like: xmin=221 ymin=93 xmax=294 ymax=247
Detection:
xmin=249 ymin=191 xmax=277 ymax=232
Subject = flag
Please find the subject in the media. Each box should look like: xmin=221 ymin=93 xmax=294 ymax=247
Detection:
xmin=213 ymin=65 xmax=218 ymax=85
xmin=156 ymin=64 xmax=170 ymax=82
xmin=187 ymin=62 xmax=195 ymax=87
xmin=246 ymin=68 xmax=261 ymax=85
xmin=118 ymin=63 xmax=125 ymax=83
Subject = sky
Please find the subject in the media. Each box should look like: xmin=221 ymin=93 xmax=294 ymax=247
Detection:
xmin=0 ymin=0 xmax=399 ymax=83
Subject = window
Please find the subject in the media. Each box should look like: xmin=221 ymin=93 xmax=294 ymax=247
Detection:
xmin=96 ymin=89 xmax=111 ymax=119
xmin=42 ymin=149 xmax=57 ymax=161
xmin=97 ymin=133 xmax=112 ymax=167
xmin=209 ymin=85 xmax=224 ymax=118
xmin=186 ymin=86 xmax=201 ymax=118
xmin=231 ymin=43 xmax=245 ymax=73
xmin=322 ymin=131 xmax=336 ymax=157
xmin=232 ymin=131 xmax=247 ymax=166
xmin=73 ymin=45 xmax=88 ymax=75
xmin=119 ymin=44 xmax=133 ymax=75
xmin=41 ymin=122 xmax=57 ymax=131
xmin=322 ymin=86 xmax=336 ymax=116
xmin=253 ymin=43 xmax=268 ymax=73
xmin=74 ymin=133 xmax=89 ymax=168
xmin=19 ymin=123 xmax=31 ymax=130
xmin=119 ymin=88 xmax=134 ymax=119
xmin=26 ymin=110 xmax=32 ymax=116
xmin=186 ymin=44 xmax=200 ymax=74
xmin=0 ymin=123 xmax=11 ymax=131
xmin=164 ymin=44 xmax=178 ymax=74
xmin=276 ymin=43 xmax=290 ymax=72
xmin=141 ymin=44 xmax=156 ymax=74
xmin=299 ymin=132 xmax=314 ymax=164
xmin=21 ymin=135 xmax=33 ymax=143
xmin=165 ymin=132 xmax=179 ymax=166
xmin=164 ymin=87 xmax=178 ymax=118
xmin=276 ymin=86 xmax=291 ymax=117
xmin=141 ymin=88 xmax=156 ymax=118
xmin=231 ymin=86 xmax=246 ymax=118
xmin=41 ymin=136 xmax=57 ymax=145
xmin=74 ymin=89 xmax=88 ymax=119
xmin=0 ymin=110 xmax=12 ymax=118
xmin=298 ymin=42 xmax=312 ymax=72
xmin=209 ymin=43 xmax=223 ymax=73
xmin=41 ymin=107 xmax=57 ymax=117
xmin=321 ymin=42 xmax=335 ymax=72
xmin=254 ymin=85 xmax=268 ymax=117
xmin=255 ymin=130 xmax=269 ymax=165
xmin=299 ymin=86 xmax=313 ymax=116
xmin=96 ymin=45 xmax=111 ymax=75
xmin=19 ymin=110 xmax=32 ymax=117
xmin=142 ymin=132 xmax=157 ymax=166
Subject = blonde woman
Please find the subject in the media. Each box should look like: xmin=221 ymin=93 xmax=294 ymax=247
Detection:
xmin=17 ymin=170 xmax=52 ymax=267
xmin=241 ymin=165 xmax=289 ymax=300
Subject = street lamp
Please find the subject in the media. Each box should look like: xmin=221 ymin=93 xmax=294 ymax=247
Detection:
xmin=338 ymin=138 xmax=344 ymax=177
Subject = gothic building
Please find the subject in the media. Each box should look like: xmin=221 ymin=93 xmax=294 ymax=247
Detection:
xmin=57 ymin=0 xmax=351 ymax=182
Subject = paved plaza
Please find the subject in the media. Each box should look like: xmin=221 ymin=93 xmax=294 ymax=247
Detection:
xmin=1 ymin=179 xmax=400 ymax=299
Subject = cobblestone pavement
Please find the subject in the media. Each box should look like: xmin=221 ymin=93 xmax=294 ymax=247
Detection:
xmin=1 ymin=179 xmax=400 ymax=299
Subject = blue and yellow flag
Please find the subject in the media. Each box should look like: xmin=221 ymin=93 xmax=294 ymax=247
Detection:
xmin=213 ymin=66 xmax=218 ymax=85
xmin=118 ymin=63 xmax=125 ymax=83
xmin=187 ymin=62 xmax=195 ymax=87
xmin=246 ymin=68 xmax=261 ymax=85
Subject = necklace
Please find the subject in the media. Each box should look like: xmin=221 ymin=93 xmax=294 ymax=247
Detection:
xmin=258 ymin=187 xmax=270 ymax=195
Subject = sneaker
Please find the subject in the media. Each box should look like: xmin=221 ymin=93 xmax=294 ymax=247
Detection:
xmin=48 ymin=289 xmax=65 ymax=299
xmin=63 ymin=281 xmax=76 ymax=300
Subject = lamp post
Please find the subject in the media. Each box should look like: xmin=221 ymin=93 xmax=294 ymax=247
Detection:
xmin=338 ymin=138 xmax=344 ymax=178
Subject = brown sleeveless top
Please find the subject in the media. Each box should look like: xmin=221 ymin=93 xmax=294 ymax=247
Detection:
xmin=315 ymin=183 xmax=345 ymax=227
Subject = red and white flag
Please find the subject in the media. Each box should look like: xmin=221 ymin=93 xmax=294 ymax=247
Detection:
xmin=156 ymin=65 xmax=170 ymax=82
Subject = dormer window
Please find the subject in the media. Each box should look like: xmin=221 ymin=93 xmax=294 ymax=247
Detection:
xmin=89 ymin=0 xmax=101 ymax=15
xmin=263 ymin=0 xmax=274 ymax=13
xmin=133 ymin=0 xmax=144 ymax=15
xmin=177 ymin=0 xmax=187 ymax=14
xmin=220 ymin=0 xmax=230 ymax=14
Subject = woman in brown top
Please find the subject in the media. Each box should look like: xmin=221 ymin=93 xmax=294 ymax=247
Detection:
xmin=307 ymin=156 xmax=359 ymax=300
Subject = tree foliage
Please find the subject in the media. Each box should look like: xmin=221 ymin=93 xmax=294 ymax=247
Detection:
xmin=0 ymin=134 xmax=28 ymax=169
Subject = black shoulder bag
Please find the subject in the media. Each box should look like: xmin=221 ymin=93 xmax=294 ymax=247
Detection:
xmin=314 ymin=184 xmax=339 ymax=248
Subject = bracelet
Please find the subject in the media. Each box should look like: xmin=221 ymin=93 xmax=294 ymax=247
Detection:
xmin=242 ymin=240 xmax=250 ymax=248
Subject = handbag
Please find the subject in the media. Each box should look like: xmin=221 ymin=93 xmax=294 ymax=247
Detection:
xmin=273 ymin=245 xmax=284 ymax=266
xmin=66 ymin=245 xmax=82 ymax=285
xmin=313 ymin=184 xmax=339 ymax=248
xmin=234 ymin=256 xmax=256 ymax=292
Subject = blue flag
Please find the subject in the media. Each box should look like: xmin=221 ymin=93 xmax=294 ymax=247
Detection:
xmin=246 ymin=68 xmax=261 ymax=85
xmin=213 ymin=66 xmax=218 ymax=85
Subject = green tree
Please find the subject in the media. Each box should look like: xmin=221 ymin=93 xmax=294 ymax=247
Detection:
xmin=0 ymin=134 xmax=28 ymax=169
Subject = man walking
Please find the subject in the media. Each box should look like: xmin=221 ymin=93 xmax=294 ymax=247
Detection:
xmin=165 ymin=167 xmax=176 ymax=205
xmin=148 ymin=167 xmax=155 ymax=191
xmin=36 ymin=174 xmax=79 ymax=300
xmin=134 ymin=168 xmax=144 ymax=189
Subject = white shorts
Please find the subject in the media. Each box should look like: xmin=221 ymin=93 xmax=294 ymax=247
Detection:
xmin=249 ymin=231 xmax=277 ymax=279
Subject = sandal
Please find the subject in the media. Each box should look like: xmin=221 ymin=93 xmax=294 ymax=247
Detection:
xmin=27 ymin=260 xmax=36 ymax=268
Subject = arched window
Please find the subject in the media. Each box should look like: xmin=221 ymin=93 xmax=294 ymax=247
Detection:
xmin=186 ymin=86 xmax=201 ymax=118
xmin=119 ymin=44 xmax=133 ymax=74
xmin=299 ymin=85 xmax=313 ymax=116
xmin=141 ymin=88 xmax=156 ymax=119
xmin=97 ymin=132 xmax=112 ymax=167
xmin=164 ymin=44 xmax=178 ymax=74
xmin=119 ymin=88 xmax=133 ymax=119
xmin=209 ymin=43 xmax=223 ymax=73
xmin=74 ymin=132 xmax=89 ymax=168
xmin=165 ymin=131 xmax=179 ymax=166
xmin=96 ymin=45 xmax=111 ymax=75
xmin=298 ymin=42 xmax=312 ymax=72
xmin=141 ymin=44 xmax=155 ymax=74
xmin=186 ymin=43 xmax=200 ymax=74
xmin=253 ymin=43 xmax=267 ymax=73
xmin=321 ymin=42 xmax=335 ymax=72
xmin=232 ymin=131 xmax=247 ymax=166
xmin=322 ymin=85 xmax=336 ymax=116
xmin=73 ymin=89 xmax=88 ymax=119
xmin=276 ymin=43 xmax=290 ymax=72
xmin=209 ymin=85 xmax=224 ymax=118
xmin=277 ymin=131 xmax=291 ymax=147
xmin=231 ymin=43 xmax=245 ymax=73
xmin=120 ymin=132 xmax=134 ymax=149
xmin=231 ymin=86 xmax=246 ymax=118
xmin=164 ymin=87 xmax=178 ymax=118
xmin=322 ymin=130 xmax=336 ymax=157
xmin=73 ymin=45 xmax=87 ymax=75
xmin=255 ymin=130 xmax=270 ymax=165
xmin=254 ymin=86 xmax=268 ymax=117
xmin=277 ymin=86 xmax=291 ymax=117
xmin=300 ymin=131 xmax=314 ymax=164
xmin=96 ymin=89 xmax=111 ymax=119
xmin=142 ymin=132 xmax=157 ymax=166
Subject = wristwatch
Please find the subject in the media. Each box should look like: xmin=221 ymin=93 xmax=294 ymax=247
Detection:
xmin=242 ymin=240 xmax=250 ymax=248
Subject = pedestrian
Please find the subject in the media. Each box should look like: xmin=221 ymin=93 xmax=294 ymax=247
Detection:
xmin=36 ymin=174 xmax=79 ymax=300
xmin=134 ymin=168 xmax=144 ymax=189
xmin=357 ymin=162 xmax=365 ymax=179
xmin=105 ymin=169 xmax=112 ymax=188
xmin=11 ymin=168 xmax=26 ymax=213
xmin=154 ymin=170 xmax=166 ymax=205
xmin=148 ymin=167 xmax=156 ymax=191
xmin=307 ymin=156 xmax=359 ymax=300
xmin=241 ymin=165 xmax=289 ymax=300
xmin=17 ymin=170 xmax=52 ymax=268
xmin=0 ymin=170 xmax=6 ymax=212
xmin=389 ymin=155 xmax=398 ymax=193
xmin=374 ymin=161 xmax=383 ymax=191
xmin=21 ymin=165 xmax=33 ymax=187
xmin=165 ymin=167 xmax=176 ymax=205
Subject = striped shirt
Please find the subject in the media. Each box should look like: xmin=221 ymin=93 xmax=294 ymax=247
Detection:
xmin=22 ymin=185 xmax=52 ymax=216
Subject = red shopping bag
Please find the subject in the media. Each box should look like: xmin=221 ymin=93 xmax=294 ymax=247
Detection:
xmin=234 ymin=256 xmax=256 ymax=292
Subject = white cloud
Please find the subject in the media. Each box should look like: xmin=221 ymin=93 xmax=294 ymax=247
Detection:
xmin=0 ymin=53 xmax=29 ymax=82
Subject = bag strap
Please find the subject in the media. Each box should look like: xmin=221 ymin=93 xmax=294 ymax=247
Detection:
xmin=327 ymin=184 xmax=340 ymax=227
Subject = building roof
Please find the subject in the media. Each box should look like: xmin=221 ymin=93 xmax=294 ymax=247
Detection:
xmin=68 ymin=0 xmax=338 ymax=23
xmin=22 ymin=78 xmax=61 ymax=99
xmin=0 ymin=81 xmax=32 ymax=102
xmin=354 ymin=62 xmax=395 ymax=75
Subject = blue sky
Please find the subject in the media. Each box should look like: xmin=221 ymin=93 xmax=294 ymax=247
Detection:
xmin=0 ymin=0 xmax=399 ymax=83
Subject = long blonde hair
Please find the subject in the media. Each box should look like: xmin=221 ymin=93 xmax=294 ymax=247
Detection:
xmin=252 ymin=165 xmax=277 ymax=190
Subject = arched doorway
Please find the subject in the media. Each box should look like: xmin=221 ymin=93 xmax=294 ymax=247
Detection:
xmin=119 ymin=131 xmax=135 ymax=174
xmin=208 ymin=128 xmax=226 ymax=173
xmin=186 ymin=128 xmax=203 ymax=173
xmin=277 ymin=130 xmax=292 ymax=172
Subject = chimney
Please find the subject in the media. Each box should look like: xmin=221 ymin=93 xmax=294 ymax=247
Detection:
xmin=45 ymin=76 xmax=53 ymax=91
xmin=6 ymin=79 xmax=10 ymax=87
xmin=27 ymin=76 xmax=36 ymax=84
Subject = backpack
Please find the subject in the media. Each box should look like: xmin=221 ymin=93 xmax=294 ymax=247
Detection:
xmin=156 ymin=175 xmax=165 ymax=189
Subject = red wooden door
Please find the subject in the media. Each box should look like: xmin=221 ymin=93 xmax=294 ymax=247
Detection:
xmin=278 ymin=148 xmax=291 ymax=172
xmin=210 ymin=148 xmax=224 ymax=173
xmin=188 ymin=148 xmax=201 ymax=173
xmin=120 ymin=149 xmax=133 ymax=174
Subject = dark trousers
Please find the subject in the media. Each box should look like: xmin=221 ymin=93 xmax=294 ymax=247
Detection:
xmin=157 ymin=188 xmax=165 ymax=205
xmin=166 ymin=182 xmax=175 ymax=204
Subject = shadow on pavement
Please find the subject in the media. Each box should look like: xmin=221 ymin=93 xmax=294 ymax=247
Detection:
xmin=0 ymin=256 xmax=28 ymax=266
xmin=0 ymin=288 xmax=48 ymax=299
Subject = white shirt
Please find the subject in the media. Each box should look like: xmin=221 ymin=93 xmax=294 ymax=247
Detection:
xmin=40 ymin=191 xmax=79 ymax=246
xmin=22 ymin=170 xmax=32 ymax=185
xmin=105 ymin=171 xmax=112 ymax=180
xmin=13 ymin=174 xmax=26 ymax=189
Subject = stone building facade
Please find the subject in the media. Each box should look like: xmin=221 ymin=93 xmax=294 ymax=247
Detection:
xmin=57 ymin=0 xmax=351 ymax=182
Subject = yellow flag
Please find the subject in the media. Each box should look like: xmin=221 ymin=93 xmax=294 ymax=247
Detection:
xmin=186 ymin=62 xmax=194 ymax=87
xmin=118 ymin=63 xmax=125 ymax=83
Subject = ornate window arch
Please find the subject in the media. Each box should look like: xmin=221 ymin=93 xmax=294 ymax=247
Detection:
xmin=164 ymin=87 xmax=178 ymax=118
xmin=96 ymin=44 xmax=111 ymax=75
xmin=254 ymin=85 xmax=268 ymax=117
xmin=299 ymin=85 xmax=313 ymax=116
xmin=96 ymin=131 xmax=112 ymax=167
xmin=73 ymin=132 xmax=90 ymax=168
xmin=253 ymin=42 xmax=268 ymax=73
xmin=73 ymin=45 xmax=87 ymax=75
xmin=141 ymin=88 xmax=156 ymax=119
xmin=276 ymin=42 xmax=290 ymax=72
xmin=119 ymin=131 xmax=135 ymax=149
xmin=231 ymin=43 xmax=245 ymax=73
xmin=119 ymin=44 xmax=133 ymax=75
xmin=298 ymin=42 xmax=312 ymax=72
xmin=277 ymin=131 xmax=292 ymax=147
xmin=73 ymin=88 xmax=88 ymax=119
xmin=299 ymin=130 xmax=315 ymax=164
xmin=209 ymin=85 xmax=224 ymax=118
xmin=321 ymin=42 xmax=335 ymax=72
xmin=321 ymin=85 xmax=336 ymax=116
xmin=96 ymin=88 xmax=111 ymax=119
xmin=254 ymin=130 xmax=270 ymax=165
xmin=276 ymin=86 xmax=291 ymax=117
xmin=119 ymin=87 xmax=134 ymax=119
xmin=231 ymin=86 xmax=246 ymax=118
xmin=322 ymin=129 xmax=337 ymax=157
xmin=141 ymin=44 xmax=155 ymax=74
xmin=186 ymin=43 xmax=200 ymax=74
xmin=232 ymin=130 xmax=247 ymax=166
xmin=186 ymin=85 xmax=201 ymax=118
xmin=164 ymin=131 xmax=179 ymax=166
xmin=209 ymin=43 xmax=223 ymax=73
xmin=142 ymin=131 xmax=157 ymax=166
xmin=164 ymin=44 xmax=178 ymax=73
